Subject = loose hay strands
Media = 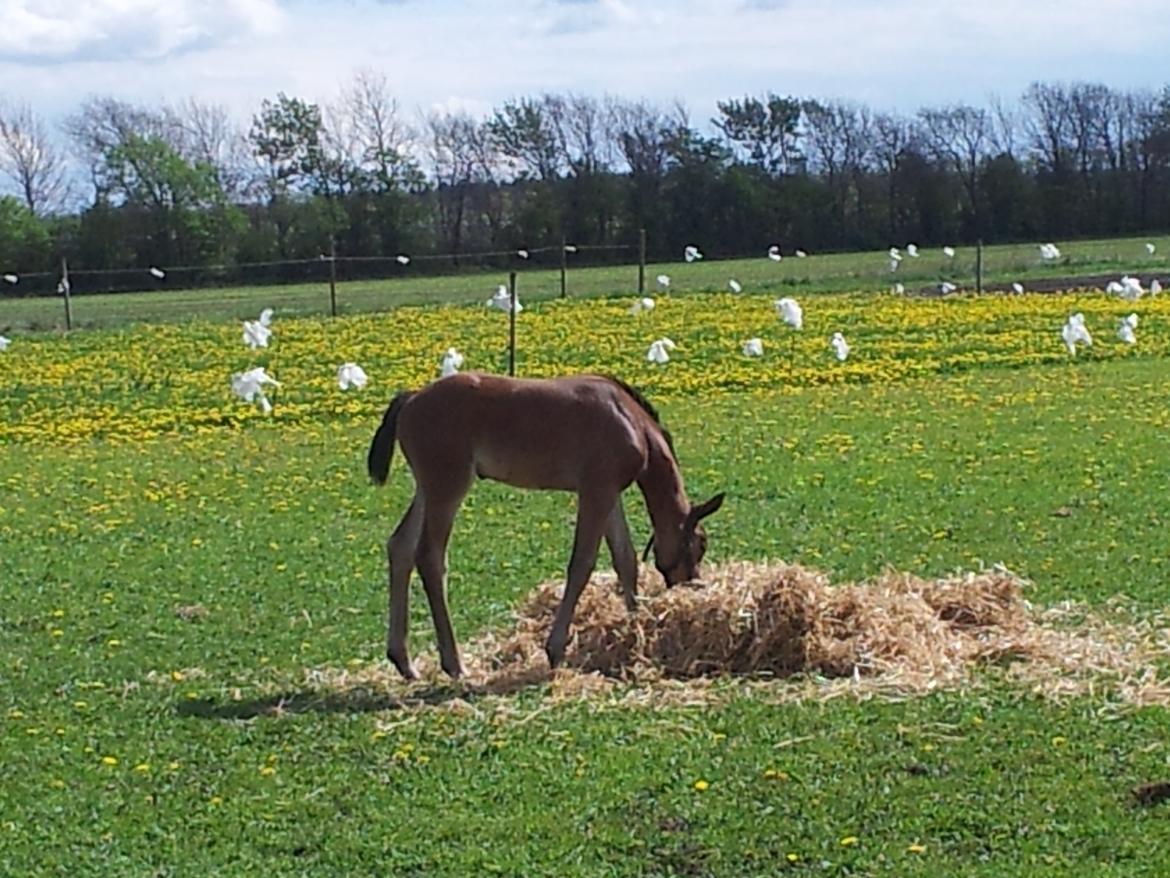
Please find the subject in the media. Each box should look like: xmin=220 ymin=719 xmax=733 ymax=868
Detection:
xmin=305 ymin=561 xmax=1170 ymax=712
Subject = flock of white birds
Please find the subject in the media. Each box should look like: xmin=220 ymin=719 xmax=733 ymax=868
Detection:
xmin=0 ymin=242 xmax=1164 ymax=410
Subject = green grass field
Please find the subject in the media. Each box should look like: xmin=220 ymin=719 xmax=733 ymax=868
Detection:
xmin=2 ymin=233 xmax=1167 ymax=330
xmin=3 ymin=274 xmax=1170 ymax=875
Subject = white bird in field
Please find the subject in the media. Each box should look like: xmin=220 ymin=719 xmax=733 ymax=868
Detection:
xmin=742 ymin=338 xmax=764 ymax=357
xmin=774 ymin=297 xmax=803 ymax=330
xmin=1118 ymin=313 xmax=1139 ymax=345
xmin=1061 ymin=313 xmax=1092 ymax=355
xmin=57 ymin=278 xmax=69 ymax=295
xmin=728 ymin=279 xmax=742 ymax=293
xmin=647 ymin=337 xmax=676 ymax=364
xmin=396 ymin=254 xmax=410 ymax=265
xmin=231 ymin=367 xmax=280 ymax=414
xmin=939 ymin=281 xmax=957 ymax=294
xmin=564 ymin=244 xmax=578 ymax=253
xmin=1012 ymin=282 xmax=1025 ymax=294
xmin=906 ymin=243 xmax=919 ymax=257
xmin=149 ymin=266 xmax=166 ymax=279
xmin=767 ymin=245 xmax=782 ymax=262
xmin=893 ymin=282 xmax=905 ymax=294
xmin=259 ymin=307 xmax=274 ymax=327
xmin=889 ymin=247 xmax=902 ymax=261
xmin=1151 ymin=279 xmax=1163 ymax=295
xmin=795 ymin=249 xmax=807 ymax=258
xmin=629 ymin=297 xmax=656 ymax=315
xmin=1146 ymin=242 xmax=1156 ymax=255
xmin=337 ymin=362 xmax=369 ymax=391
xmin=487 ymin=284 xmax=522 ymax=313
xmin=943 ymin=246 xmax=956 ymax=258
xmin=3 ymin=273 xmax=17 ymax=284
xmin=517 ymin=249 xmax=530 ymax=259
xmin=1039 ymin=242 xmax=1062 ymax=261
xmin=440 ymin=347 xmax=464 ymax=378
xmin=242 ymin=319 xmax=272 ymax=349
xmin=0 ymin=335 xmax=11 ymax=351
xmin=656 ymin=274 xmax=671 ymax=290
xmin=1106 ymin=276 xmax=1144 ymax=300
xmin=888 ymin=258 xmax=901 ymax=273
xmin=684 ymin=245 xmax=703 ymax=263
xmin=831 ymin=331 xmax=850 ymax=362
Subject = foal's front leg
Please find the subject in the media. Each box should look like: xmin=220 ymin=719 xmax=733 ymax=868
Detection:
xmin=546 ymin=489 xmax=617 ymax=668
xmin=604 ymin=498 xmax=638 ymax=612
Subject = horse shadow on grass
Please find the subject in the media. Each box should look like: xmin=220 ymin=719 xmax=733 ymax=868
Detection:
xmin=174 ymin=665 xmax=554 ymax=721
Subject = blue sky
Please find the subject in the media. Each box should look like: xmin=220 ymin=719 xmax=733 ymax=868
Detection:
xmin=1 ymin=0 xmax=1169 ymax=126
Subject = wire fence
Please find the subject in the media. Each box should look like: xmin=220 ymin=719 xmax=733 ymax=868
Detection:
xmin=0 ymin=237 xmax=643 ymax=331
xmin=2 ymin=232 xmax=1167 ymax=332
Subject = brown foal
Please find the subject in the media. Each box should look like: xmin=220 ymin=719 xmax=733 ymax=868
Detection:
xmin=367 ymin=372 xmax=724 ymax=679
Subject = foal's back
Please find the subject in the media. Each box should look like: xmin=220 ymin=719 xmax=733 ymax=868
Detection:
xmin=397 ymin=373 xmax=650 ymax=492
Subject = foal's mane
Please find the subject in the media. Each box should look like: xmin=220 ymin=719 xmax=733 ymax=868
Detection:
xmin=605 ymin=376 xmax=677 ymax=459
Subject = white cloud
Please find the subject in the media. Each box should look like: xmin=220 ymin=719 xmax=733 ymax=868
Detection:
xmin=1 ymin=0 xmax=1169 ymax=132
xmin=0 ymin=0 xmax=284 ymax=63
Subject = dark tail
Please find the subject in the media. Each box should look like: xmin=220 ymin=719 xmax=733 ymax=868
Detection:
xmin=367 ymin=391 xmax=414 ymax=486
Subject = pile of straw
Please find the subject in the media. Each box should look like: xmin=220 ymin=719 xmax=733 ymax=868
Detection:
xmin=475 ymin=561 xmax=1029 ymax=686
xmin=306 ymin=561 xmax=1170 ymax=709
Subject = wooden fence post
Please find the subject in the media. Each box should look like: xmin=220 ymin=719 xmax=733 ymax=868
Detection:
xmin=329 ymin=237 xmax=338 ymax=318
xmin=976 ymin=239 xmax=984 ymax=294
xmin=638 ymin=228 xmax=646 ymax=295
xmin=508 ymin=271 xmax=517 ymax=377
xmin=60 ymin=256 xmax=72 ymax=330
xmin=560 ymin=235 xmax=568 ymax=299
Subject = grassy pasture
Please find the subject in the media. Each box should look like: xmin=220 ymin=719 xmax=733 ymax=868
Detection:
xmin=3 ymin=284 xmax=1170 ymax=875
xmin=1 ymin=233 xmax=1168 ymax=330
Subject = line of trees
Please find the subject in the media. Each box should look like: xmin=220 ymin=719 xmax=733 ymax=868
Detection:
xmin=2 ymin=74 xmax=1170 ymax=276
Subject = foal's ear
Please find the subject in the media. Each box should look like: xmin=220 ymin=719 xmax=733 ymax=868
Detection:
xmin=691 ymin=492 xmax=725 ymax=523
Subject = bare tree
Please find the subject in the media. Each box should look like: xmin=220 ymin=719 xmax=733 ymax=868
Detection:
xmin=1021 ymin=81 xmax=1072 ymax=174
xmin=542 ymin=92 xmax=616 ymax=177
xmin=918 ymin=103 xmax=993 ymax=224
xmin=0 ymin=100 xmax=73 ymax=214
xmin=339 ymin=69 xmax=419 ymax=192
xmin=872 ymin=111 xmax=916 ymax=235
xmin=988 ymin=93 xmax=1020 ymax=157
xmin=165 ymin=98 xmax=253 ymax=199
xmin=425 ymin=110 xmax=488 ymax=252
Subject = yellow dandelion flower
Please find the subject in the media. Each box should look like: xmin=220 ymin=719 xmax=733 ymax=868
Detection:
xmin=840 ymin=835 xmax=858 ymax=847
xmin=907 ymin=843 xmax=926 ymax=854
xmin=693 ymin=779 xmax=710 ymax=792
xmin=101 ymin=756 xmax=118 ymax=766
xmin=259 ymin=765 xmax=276 ymax=776
xmin=785 ymin=853 xmax=800 ymax=863
xmin=134 ymin=763 xmax=150 ymax=773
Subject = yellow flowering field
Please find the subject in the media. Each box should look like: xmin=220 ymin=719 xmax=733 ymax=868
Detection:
xmin=1 ymin=289 xmax=1168 ymax=446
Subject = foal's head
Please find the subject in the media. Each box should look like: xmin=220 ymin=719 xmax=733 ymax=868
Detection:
xmin=647 ymin=492 xmax=725 ymax=586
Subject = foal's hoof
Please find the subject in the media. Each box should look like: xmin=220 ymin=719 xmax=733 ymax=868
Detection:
xmin=440 ymin=659 xmax=464 ymax=680
xmin=387 ymin=650 xmax=419 ymax=681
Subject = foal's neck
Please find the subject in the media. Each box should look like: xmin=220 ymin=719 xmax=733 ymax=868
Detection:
xmin=638 ymin=435 xmax=689 ymax=548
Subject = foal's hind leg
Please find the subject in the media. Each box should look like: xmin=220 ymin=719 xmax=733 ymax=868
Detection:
xmin=605 ymin=497 xmax=638 ymax=612
xmin=386 ymin=494 xmax=424 ymax=680
xmin=546 ymin=487 xmax=619 ymax=668
xmin=415 ymin=488 xmax=468 ymax=679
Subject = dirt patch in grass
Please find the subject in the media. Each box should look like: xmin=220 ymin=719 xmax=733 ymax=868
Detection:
xmin=912 ymin=273 xmax=1167 ymax=297
xmin=307 ymin=561 xmax=1170 ymax=710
